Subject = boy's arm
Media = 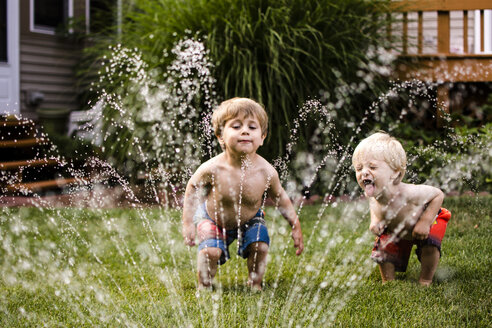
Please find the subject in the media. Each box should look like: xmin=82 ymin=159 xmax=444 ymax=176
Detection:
xmin=369 ymin=200 xmax=385 ymax=235
xmin=267 ymin=169 xmax=304 ymax=256
xmin=412 ymin=186 xmax=444 ymax=240
xmin=182 ymin=165 xmax=210 ymax=246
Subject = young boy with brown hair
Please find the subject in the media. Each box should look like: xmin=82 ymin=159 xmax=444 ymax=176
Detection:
xmin=182 ymin=97 xmax=304 ymax=290
xmin=352 ymin=132 xmax=451 ymax=286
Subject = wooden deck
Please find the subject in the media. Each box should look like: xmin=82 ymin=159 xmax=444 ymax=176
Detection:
xmin=397 ymin=54 xmax=492 ymax=82
xmin=390 ymin=0 xmax=492 ymax=120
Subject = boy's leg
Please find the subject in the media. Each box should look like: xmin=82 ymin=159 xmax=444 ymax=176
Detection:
xmin=246 ymin=241 xmax=269 ymax=290
xmin=195 ymin=215 xmax=228 ymax=289
xmin=378 ymin=262 xmax=396 ymax=283
xmin=418 ymin=245 xmax=440 ymax=286
xmin=417 ymin=208 xmax=450 ymax=286
xmin=197 ymin=247 xmax=222 ymax=289
xmin=372 ymin=234 xmax=411 ymax=283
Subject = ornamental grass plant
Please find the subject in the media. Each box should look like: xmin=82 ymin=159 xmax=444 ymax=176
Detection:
xmin=78 ymin=0 xmax=394 ymax=179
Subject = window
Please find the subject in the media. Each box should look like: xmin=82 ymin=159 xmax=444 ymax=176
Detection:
xmin=0 ymin=0 xmax=6 ymax=61
xmin=89 ymin=0 xmax=116 ymax=34
xmin=30 ymin=0 xmax=73 ymax=35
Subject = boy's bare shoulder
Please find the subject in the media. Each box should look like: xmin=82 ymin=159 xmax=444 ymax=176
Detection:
xmin=198 ymin=154 xmax=225 ymax=171
xmin=401 ymin=183 xmax=443 ymax=203
xmin=189 ymin=154 xmax=225 ymax=183
xmin=254 ymin=154 xmax=278 ymax=176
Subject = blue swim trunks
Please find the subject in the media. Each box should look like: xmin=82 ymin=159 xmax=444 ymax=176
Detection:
xmin=194 ymin=203 xmax=270 ymax=265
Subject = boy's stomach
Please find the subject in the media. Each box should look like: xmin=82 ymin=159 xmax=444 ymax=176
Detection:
xmin=206 ymin=201 xmax=262 ymax=229
xmin=385 ymin=219 xmax=417 ymax=240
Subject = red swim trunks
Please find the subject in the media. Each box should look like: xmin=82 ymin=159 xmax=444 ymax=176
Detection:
xmin=371 ymin=208 xmax=451 ymax=272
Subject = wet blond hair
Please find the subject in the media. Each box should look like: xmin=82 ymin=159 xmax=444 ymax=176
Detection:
xmin=211 ymin=97 xmax=268 ymax=137
xmin=352 ymin=132 xmax=407 ymax=181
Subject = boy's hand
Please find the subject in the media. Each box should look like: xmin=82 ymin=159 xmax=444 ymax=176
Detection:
xmin=291 ymin=224 xmax=304 ymax=256
xmin=182 ymin=222 xmax=196 ymax=246
xmin=412 ymin=220 xmax=430 ymax=240
xmin=370 ymin=221 xmax=385 ymax=236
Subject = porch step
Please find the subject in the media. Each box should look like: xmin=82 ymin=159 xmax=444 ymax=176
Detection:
xmin=0 ymin=137 xmax=48 ymax=148
xmin=0 ymin=114 xmax=92 ymax=197
xmin=1 ymin=120 xmax=33 ymax=126
xmin=0 ymin=158 xmax=62 ymax=171
xmin=7 ymin=177 xmax=88 ymax=193
xmin=0 ymin=137 xmax=51 ymax=162
xmin=0 ymin=117 xmax=37 ymax=140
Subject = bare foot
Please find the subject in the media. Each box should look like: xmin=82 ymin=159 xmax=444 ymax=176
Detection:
xmin=247 ymin=281 xmax=263 ymax=292
xmin=197 ymin=283 xmax=213 ymax=291
xmin=418 ymin=279 xmax=432 ymax=287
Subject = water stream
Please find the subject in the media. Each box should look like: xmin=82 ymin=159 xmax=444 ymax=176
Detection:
xmin=0 ymin=38 xmax=490 ymax=326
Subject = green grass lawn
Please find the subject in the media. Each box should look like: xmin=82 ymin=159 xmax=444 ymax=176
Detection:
xmin=0 ymin=196 xmax=490 ymax=327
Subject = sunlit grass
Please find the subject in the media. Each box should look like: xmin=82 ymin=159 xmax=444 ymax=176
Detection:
xmin=0 ymin=196 xmax=490 ymax=327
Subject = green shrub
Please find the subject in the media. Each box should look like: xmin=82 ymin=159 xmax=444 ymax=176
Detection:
xmin=78 ymin=0 xmax=393 ymax=182
xmin=404 ymin=123 xmax=492 ymax=193
xmin=340 ymin=85 xmax=492 ymax=196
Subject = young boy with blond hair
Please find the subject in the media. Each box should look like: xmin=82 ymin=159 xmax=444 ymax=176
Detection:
xmin=352 ymin=132 xmax=451 ymax=286
xmin=182 ymin=97 xmax=304 ymax=290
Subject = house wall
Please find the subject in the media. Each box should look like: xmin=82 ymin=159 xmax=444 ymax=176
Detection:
xmin=19 ymin=0 xmax=86 ymax=119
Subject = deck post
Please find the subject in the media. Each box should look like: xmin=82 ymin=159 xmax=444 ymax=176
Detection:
xmin=403 ymin=12 xmax=408 ymax=54
xmin=437 ymin=83 xmax=450 ymax=127
xmin=464 ymin=10 xmax=469 ymax=53
xmin=437 ymin=11 xmax=450 ymax=53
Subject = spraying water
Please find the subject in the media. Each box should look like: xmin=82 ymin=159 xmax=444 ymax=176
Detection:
xmin=0 ymin=38 xmax=490 ymax=326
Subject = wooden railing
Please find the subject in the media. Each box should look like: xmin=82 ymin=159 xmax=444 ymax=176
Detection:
xmin=392 ymin=0 xmax=491 ymax=55
xmin=391 ymin=0 xmax=492 ymax=83
xmin=388 ymin=0 xmax=492 ymax=124
xmin=387 ymin=0 xmax=492 ymax=126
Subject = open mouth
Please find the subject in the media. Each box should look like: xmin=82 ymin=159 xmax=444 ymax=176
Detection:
xmin=362 ymin=179 xmax=375 ymax=196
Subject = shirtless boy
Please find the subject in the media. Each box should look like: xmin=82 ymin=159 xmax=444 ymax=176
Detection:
xmin=352 ymin=132 xmax=451 ymax=286
xmin=182 ymin=97 xmax=304 ymax=290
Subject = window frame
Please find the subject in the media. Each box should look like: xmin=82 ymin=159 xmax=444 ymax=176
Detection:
xmin=29 ymin=0 xmax=74 ymax=35
xmin=0 ymin=0 xmax=7 ymax=62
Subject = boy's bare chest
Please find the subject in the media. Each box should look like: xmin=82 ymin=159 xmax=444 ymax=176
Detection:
xmin=211 ymin=169 xmax=269 ymax=206
xmin=380 ymin=200 xmax=424 ymax=228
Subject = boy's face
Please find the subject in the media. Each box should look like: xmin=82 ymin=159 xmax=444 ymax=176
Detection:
xmin=354 ymin=155 xmax=399 ymax=198
xmin=218 ymin=113 xmax=266 ymax=155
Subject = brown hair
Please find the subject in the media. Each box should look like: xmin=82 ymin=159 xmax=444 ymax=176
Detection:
xmin=211 ymin=97 xmax=268 ymax=137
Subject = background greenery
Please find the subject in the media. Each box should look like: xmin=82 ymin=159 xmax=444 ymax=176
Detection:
xmin=78 ymin=0 xmax=394 ymax=179
xmin=1 ymin=196 xmax=490 ymax=326
xmin=74 ymin=0 xmax=491 ymax=195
